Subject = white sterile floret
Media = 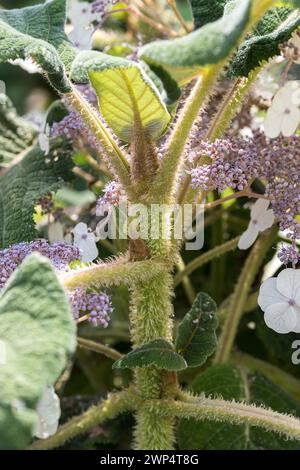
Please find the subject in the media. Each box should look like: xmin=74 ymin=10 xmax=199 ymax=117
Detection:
xmin=264 ymin=80 xmax=300 ymax=138
xmin=67 ymin=0 xmax=95 ymax=49
xmin=72 ymin=222 xmax=98 ymax=262
xmin=33 ymin=386 xmax=61 ymax=439
xmin=258 ymin=268 xmax=300 ymax=334
xmin=238 ymin=199 xmax=275 ymax=250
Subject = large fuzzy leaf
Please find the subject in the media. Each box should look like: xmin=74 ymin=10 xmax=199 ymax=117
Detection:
xmin=71 ymin=51 xmax=170 ymax=142
xmin=0 ymin=0 xmax=74 ymax=92
xmin=0 ymin=139 xmax=73 ymax=248
xmin=0 ymin=95 xmax=37 ymax=166
xmin=0 ymin=253 xmax=76 ymax=449
xmin=177 ymin=364 xmax=300 ymax=450
xmin=139 ymin=0 xmax=251 ymax=83
xmin=231 ymin=7 xmax=300 ymax=76
xmin=113 ymin=339 xmax=187 ymax=371
xmin=175 ymin=292 xmax=218 ymax=367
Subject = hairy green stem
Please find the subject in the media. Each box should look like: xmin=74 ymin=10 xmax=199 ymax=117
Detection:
xmin=30 ymin=389 xmax=136 ymax=450
xmin=152 ymin=395 xmax=300 ymax=442
xmin=60 ymin=257 xmax=169 ymax=290
xmin=131 ymin=269 xmax=176 ymax=450
xmin=77 ymin=337 xmax=122 ymax=360
xmin=233 ymin=351 xmax=300 ymax=403
xmin=67 ymin=85 xmax=132 ymax=193
xmin=174 ymin=237 xmax=239 ymax=287
xmin=214 ymin=227 xmax=277 ymax=364
xmin=152 ymin=65 xmax=223 ymax=204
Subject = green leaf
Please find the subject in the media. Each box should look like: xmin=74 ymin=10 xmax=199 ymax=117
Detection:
xmin=175 ymin=292 xmax=218 ymax=367
xmin=0 ymin=0 xmax=74 ymax=92
xmin=113 ymin=339 xmax=187 ymax=371
xmin=190 ymin=0 xmax=228 ymax=29
xmin=0 ymin=95 xmax=37 ymax=166
xmin=71 ymin=51 xmax=170 ymax=142
xmin=177 ymin=364 xmax=300 ymax=450
xmin=0 ymin=139 xmax=73 ymax=248
xmin=0 ymin=253 xmax=76 ymax=449
xmin=230 ymin=7 xmax=300 ymax=76
xmin=139 ymin=0 xmax=251 ymax=83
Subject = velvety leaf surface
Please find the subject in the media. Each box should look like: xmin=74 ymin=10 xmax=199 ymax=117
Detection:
xmin=0 ymin=0 xmax=74 ymax=91
xmin=113 ymin=339 xmax=187 ymax=371
xmin=0 ymin=140 xmax=73 ymax=248
xmin=139 ymin=0 xmax=251 ymax=82
xmin=175 ymin=292 xmax=218 ymax=367
xmin=190 ymin=0 xmax=228 ymax=29
xmin=230 ymin=7 xmax=300 ymax=76
xmin=0 ymin=95 xmax=37 ymax=166
xmin=0 ymin=254 xmax=76 ymax=449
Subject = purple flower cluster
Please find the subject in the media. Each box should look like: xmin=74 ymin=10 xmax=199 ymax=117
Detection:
xmin=51 ymin=85 xmax=100 ymax=151
xmin=69 ymin=288 xmax=112 ymax=327
xmin=188 ymin=133 xmax=300 ymax=264
xmin=91 ymin=0 xmax=119 ymax=16
xmin=0 ymin=240 xmax=81 ymax=290
xmin=0 ymin=240 xmax=112 ymax=327
xmin=278 ymin=244 xmax=300 ymax=266
xmin=96 ymin=180 xmax=123 ymax=209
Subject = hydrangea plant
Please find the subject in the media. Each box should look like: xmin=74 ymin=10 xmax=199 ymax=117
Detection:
xmin=1 ymin=0 xmax=300 ymax=451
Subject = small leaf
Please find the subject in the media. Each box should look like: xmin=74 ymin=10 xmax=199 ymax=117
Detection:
xmin=139 ymin=0 xmax=251 ymax=83
xmin=0 ymin=253 xmax=76 ymax=449
xmin=230 ymin=7 xmax=300 ymax=77
xmin=0 ymin=139 xmax=73 ymax=248
xmin=0 ymin=0 xmax=74 ymax=92
xmin=177 ymin=364 xmax=300 ymax=450
xmin=71 ymin=51 xmax=170 ymax=142
xmin=113 ymin=339 xmax=187 ymax=371
xmin=175 ymin=292 xmax=218 ymax=367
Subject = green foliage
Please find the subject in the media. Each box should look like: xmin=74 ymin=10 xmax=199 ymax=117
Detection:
xmin=0 ymin=0 xmax=73 ymax=92
xmin=175 ymin=292 xmax=218 ymax=367
xmin=0 ymin=253 xmax=76 ymax=449
xmin=139 ymin=0 xmax=251 ymax=82
xmin=0 ymin=95 xmax=37 ymax=165
xmin=231 ymin=7 xmax=300 ymax=76
xmin=71 ymin=51 xmax=170 ymax=142
xmin=0 ymin=139 xmax=73 ymax=248
xmin=177 ymin=364 xmax=300 ymax=449
xmin=190 ymin=0 xmax=228 ymax=29
xmin=113 ymin=339 xmax=188 ymax=371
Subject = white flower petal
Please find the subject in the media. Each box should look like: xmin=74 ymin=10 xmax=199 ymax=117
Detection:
xmin=251 ymin=199 xmax=270 ymax=219
xmin=271 ymin=86 xmax=291 ymax=111
xmin=264 ymin=303 xmax=297 ymax=334
xmin=276 ymin=268 xmax=300 ymax=303
xmin=257 ymin=209 xmax=275 ymax=232
xmin=78 ymin=238 xmax=98 ymax=263
xmin=238 ymin=223 xmax=259 ymax=250
xmin=258 ymin=277 xmax=287 ymax=311
xmin=73 ymin=222 xmax=88 ymax=236
xmin=33 ymin=387 xmax=60 ymax=439
xmin=263 ymin=107 xmax=282 ymax=138
xmin=281 ymin=107 xmax=300 ymax=136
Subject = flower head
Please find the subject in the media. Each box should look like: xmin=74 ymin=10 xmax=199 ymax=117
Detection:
xmin=238 ymin=199 xmax=275 ymax=250
xmin=258 ymin=268 xmax=300 ymax=333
